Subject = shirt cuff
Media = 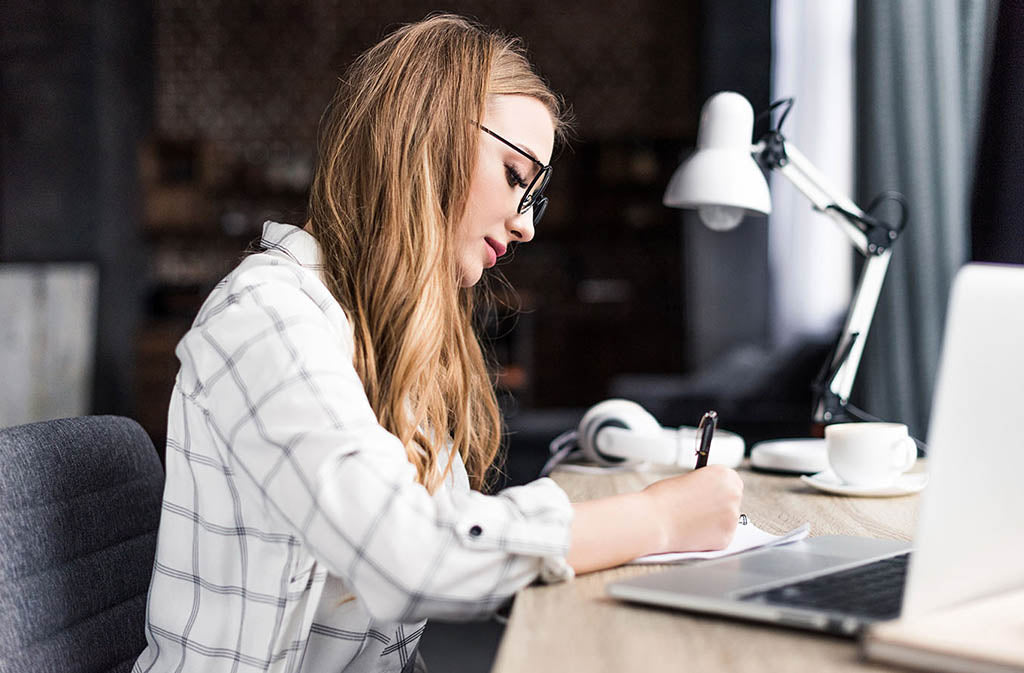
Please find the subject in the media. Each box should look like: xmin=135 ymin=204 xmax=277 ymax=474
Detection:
xmin=456 ymin=477 xmax=575 ymax=583
xmin=512 ymin=478 xmax=575 ymax=584
xmin=538 ymin=553 xmax=576 ymax=584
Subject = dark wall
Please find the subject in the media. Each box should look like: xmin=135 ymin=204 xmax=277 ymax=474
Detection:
xmin=2 ymin=1 xmax=778 ymax=431
xmin=1 ymin=1 xmax=153 ymax=415
xmin=3 ymin=4 xmax=100 ymax=258
xmin=971 ymin=0 xmax=1024 ymax=264
xmin=138 ymin=0 xmax=705 ymax=427
xmin=152 ymin=1 xmax=700 ymax=153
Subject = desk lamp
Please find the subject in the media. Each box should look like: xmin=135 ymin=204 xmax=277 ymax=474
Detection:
xmin=664 ymin=92 xmax=907 ymax=473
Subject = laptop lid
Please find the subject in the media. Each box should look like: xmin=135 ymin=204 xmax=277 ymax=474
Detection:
xmin=902 ymin=263 xmax=1024 ymax=617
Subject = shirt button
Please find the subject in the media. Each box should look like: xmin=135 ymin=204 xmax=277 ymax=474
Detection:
xmin=469 ymin=525 xmax=483 ymax=537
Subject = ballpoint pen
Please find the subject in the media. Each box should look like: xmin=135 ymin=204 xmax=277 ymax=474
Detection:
xmin=694 ymin=410 xmax=718 ymax=469
xmin=694 ymin=411 xmax=746 ymax=524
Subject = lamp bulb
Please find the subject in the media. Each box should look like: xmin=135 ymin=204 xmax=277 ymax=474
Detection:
xmin=698 ymin=205 xmax=745 ymax=231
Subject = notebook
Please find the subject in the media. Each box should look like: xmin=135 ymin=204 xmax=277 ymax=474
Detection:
xmin=607 ymin=263 xmax=1024 ymax=637
xmin=628 ymin=517 xmax=810 ymax=564
xmin=862 ymin=587 xmax=1024 ymax=673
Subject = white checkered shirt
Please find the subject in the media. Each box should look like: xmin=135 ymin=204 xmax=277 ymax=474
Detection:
xmin=134 ymin=221 xmax=574 ymax=673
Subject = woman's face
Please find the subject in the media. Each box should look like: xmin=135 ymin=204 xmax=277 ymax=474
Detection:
xmin=455 ymin=95 xmax=555 ymax=287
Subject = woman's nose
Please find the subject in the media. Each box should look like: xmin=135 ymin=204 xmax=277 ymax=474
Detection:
xmin=508 ymin=209 xmax=535 ymax=243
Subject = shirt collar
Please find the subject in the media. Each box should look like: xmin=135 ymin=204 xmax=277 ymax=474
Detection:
xmin=259 ymin=221 xmax=323 ymax=269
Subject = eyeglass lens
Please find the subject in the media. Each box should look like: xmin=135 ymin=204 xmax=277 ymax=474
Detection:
xmin=519 ymin=166 xmax=552 ymax=224
xmin=531 ymin=196 xmax=548 ymax=225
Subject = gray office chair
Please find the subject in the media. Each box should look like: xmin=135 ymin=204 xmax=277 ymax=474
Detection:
xmin=0 ymin=416 xmax=164 ymax=673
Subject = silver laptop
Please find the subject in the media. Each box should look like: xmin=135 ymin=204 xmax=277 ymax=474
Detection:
xmin=608 ymin=263 xmax=1024 ymax=636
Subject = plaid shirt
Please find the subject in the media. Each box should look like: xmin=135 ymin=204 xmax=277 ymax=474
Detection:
xmin=134 ymin=222 xmax=574 ymax=673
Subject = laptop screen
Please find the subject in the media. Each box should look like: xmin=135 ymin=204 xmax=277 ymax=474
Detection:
xmin=903 ymin=263 xmax=1024 ymax=617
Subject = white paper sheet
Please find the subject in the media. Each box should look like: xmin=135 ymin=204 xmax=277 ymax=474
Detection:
xmin=629 ymin=520 xmax=811 ymax=564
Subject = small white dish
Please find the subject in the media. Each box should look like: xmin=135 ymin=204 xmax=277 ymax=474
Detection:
xmin=800 ymin=469 xmax=928 ymax=497
xmin=750 ymin=438 xmax=830 ymax=474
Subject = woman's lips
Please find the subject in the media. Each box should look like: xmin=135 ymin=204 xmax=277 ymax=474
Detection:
xmin=484 ymin=237 xmax=506 ymax=267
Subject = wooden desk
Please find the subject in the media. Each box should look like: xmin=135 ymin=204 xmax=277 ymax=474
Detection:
xmin=492 ymin=463 xmax=923 ymax=673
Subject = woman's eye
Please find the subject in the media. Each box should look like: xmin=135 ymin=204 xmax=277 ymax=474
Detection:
xmin=505 ymin=165 xmax=528 ymax=189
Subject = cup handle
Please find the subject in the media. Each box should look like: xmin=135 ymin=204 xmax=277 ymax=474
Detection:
xmin=890 ymin=436 xmax=918 ymax=472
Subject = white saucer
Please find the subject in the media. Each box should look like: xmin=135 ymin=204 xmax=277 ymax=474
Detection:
xmin=800 ymin=469 xmax=928 ymax=497
xmin=750 ymin=438 xmax=830 ymax=474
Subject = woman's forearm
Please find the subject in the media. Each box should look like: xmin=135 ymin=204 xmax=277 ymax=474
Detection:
xmin=564 ymin=465 xmax=745 ymax=575
xmin=566 ymin=491 xmax=665 ymax=575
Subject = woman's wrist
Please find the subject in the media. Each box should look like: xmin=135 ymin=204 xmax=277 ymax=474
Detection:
xmin=636 ymin=488 xmax=670 ymax=555
xmin=617 ymin=489 xmax=669 ymax=557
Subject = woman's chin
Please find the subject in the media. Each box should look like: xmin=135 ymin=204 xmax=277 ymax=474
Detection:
xmin=458 ymin=266 xmax=484 ymax=288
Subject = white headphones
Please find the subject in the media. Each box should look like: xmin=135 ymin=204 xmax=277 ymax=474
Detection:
xmin=542 ymin=399 xmax=745 ymax=476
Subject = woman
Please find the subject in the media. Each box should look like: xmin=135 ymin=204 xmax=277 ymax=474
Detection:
xmin=135 ymin=15 xmax=742 ymax=673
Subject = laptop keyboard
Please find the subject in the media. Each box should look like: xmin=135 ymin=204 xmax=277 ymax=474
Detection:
xmin=739 ymin=553 xmax=910 ymax=621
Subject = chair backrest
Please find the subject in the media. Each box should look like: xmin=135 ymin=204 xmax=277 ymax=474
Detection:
xmin=0 ymin=416 xmax=164 ymax=673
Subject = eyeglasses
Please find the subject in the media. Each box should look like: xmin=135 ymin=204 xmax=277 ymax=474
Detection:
xmin=478 ymin=125 xmax=552 ymax=226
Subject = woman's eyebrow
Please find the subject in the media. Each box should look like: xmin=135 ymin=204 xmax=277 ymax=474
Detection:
xmin=515 ymin=143 xmax=540 ymax=163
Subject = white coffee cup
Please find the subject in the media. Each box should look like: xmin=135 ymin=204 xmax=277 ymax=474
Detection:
xmin=825 ymin=422 xmax=917 ymax=487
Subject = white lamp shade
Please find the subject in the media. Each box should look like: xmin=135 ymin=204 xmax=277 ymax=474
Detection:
xmin=663 ymin=92 xmax=771 ymax=218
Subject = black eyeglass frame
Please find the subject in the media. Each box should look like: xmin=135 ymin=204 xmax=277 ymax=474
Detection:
xmin=478 ymin=125 xmax=552 ymax=224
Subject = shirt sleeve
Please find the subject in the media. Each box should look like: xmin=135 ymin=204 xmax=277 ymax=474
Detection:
xmin=182 ymin=266 xmax=574 ymax=623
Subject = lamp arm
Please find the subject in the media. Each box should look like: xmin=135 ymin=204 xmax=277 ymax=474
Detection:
xmin=751 ymin=136 xmax=900 ymax=424
xmin=812 ymin=251 xmax=892 ymax=423
xmin=773 ymin=144 xmax=872 ymax=255
xmin=753 ymin=138 xmax=873 ymax=255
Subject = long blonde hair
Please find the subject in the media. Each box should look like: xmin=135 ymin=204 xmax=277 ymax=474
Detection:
xmin=307 ymin=15 xmax=568 ymax=492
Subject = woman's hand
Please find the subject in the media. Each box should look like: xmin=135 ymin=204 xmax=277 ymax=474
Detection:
xmin=641 ymin=465 xmax=744 ymax=554
xmin=567 ymin=465 xmax=744 ymax=575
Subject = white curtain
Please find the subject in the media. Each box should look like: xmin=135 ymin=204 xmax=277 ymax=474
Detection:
xmin=0 ymin=264 xmax=98 ymax=427
xmin=769 ymin=0 xmax=856 ymax=349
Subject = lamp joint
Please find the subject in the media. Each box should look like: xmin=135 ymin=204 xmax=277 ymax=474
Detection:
xmin=815 ymin=391 xmax=857 ymax=425
xmin=865 ymin=226 xmax=894 ymax=255
xmin=757 ymin=131 xmax=789 ymax=170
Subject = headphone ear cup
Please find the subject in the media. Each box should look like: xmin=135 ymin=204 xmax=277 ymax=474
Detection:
xmin=577 ymin=399 xmax=662 ymax=465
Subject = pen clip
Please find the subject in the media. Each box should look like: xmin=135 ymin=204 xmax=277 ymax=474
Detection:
xmin=694 ymin=410 xmax=718 ymax=469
